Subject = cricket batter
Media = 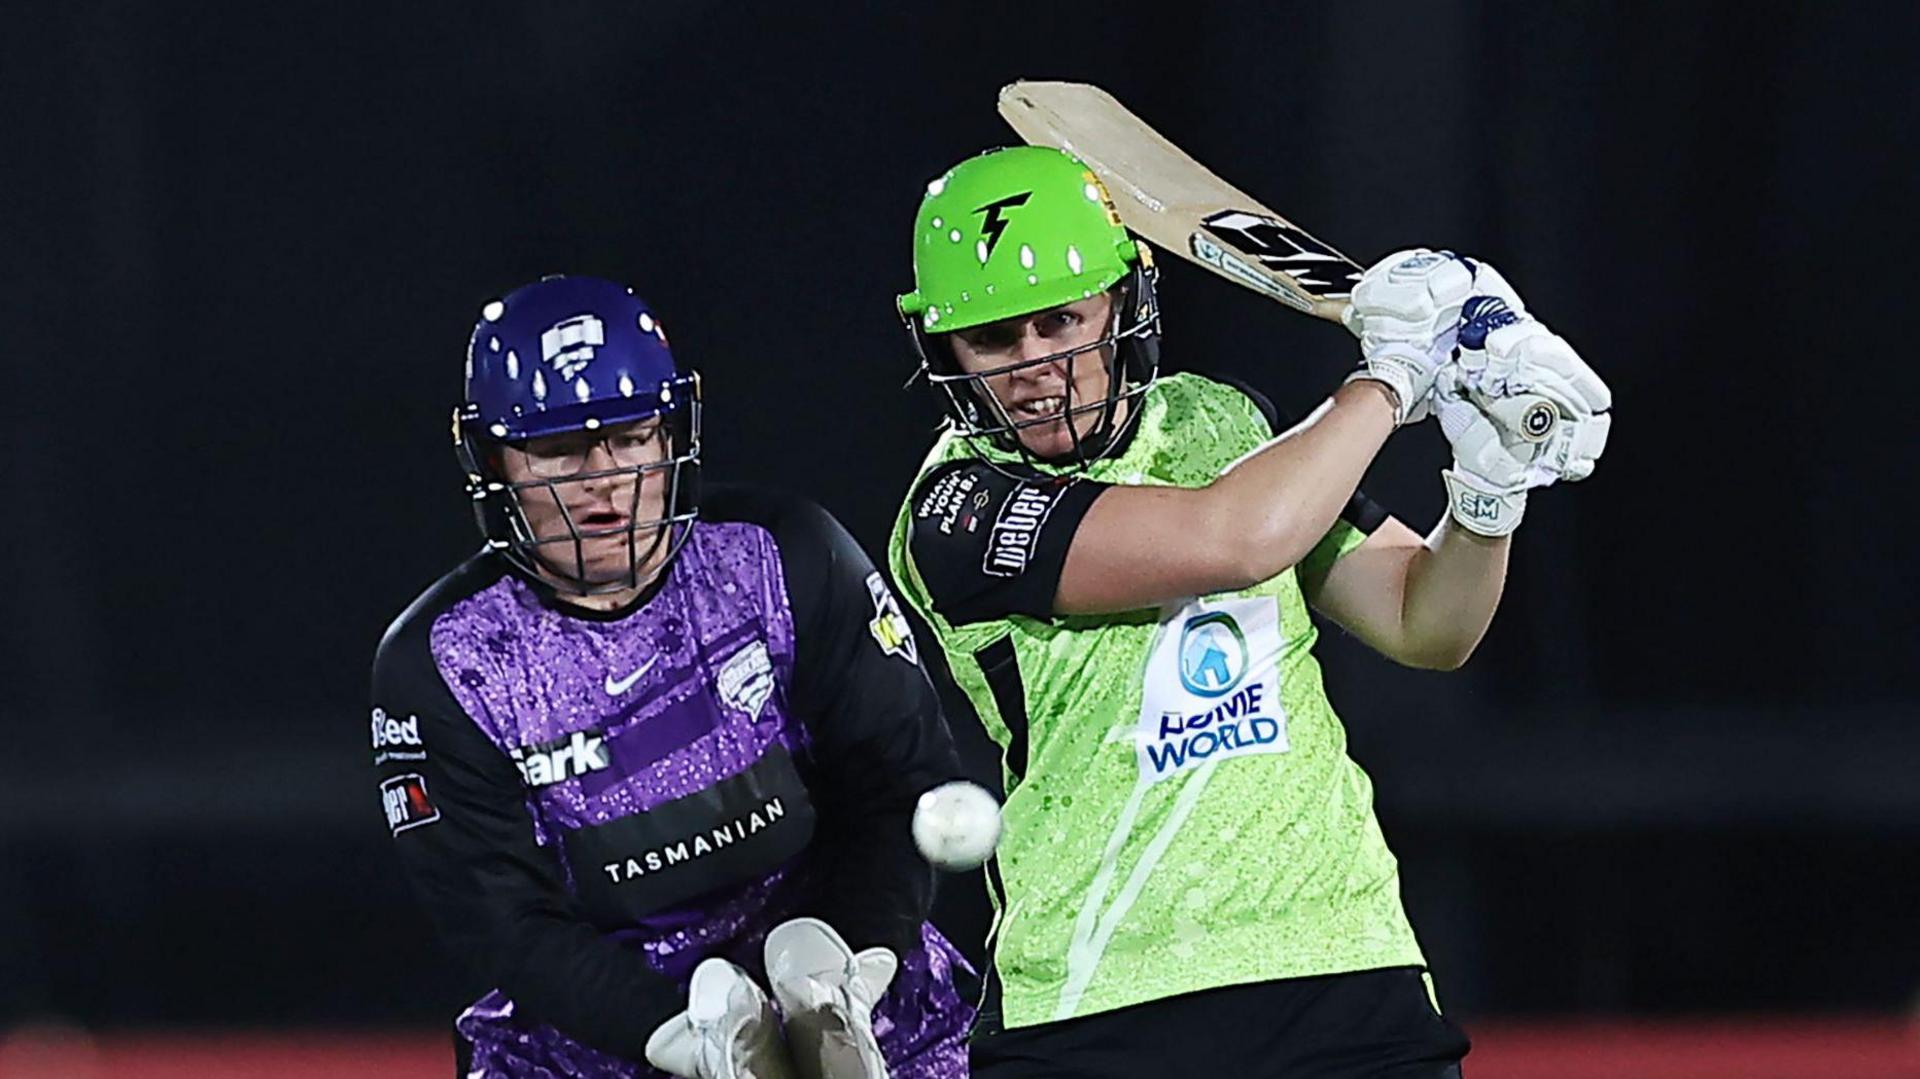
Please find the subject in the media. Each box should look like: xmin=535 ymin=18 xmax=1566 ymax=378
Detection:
xmin=887 ymin=147 xmax=1611 ymax=1076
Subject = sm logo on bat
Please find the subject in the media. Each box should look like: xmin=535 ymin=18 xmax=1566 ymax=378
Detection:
xmin=1198 ymin=210 xmax=1362 ymax=296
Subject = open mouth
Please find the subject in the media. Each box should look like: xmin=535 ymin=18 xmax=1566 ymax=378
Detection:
xmin=1013 ymin=395 xmax=1066 ymax=421
xmin=576 ymin=508 xmax=631 ymax=533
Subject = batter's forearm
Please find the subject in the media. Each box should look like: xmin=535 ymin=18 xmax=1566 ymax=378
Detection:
xmin=1210 ymin=380 xmax=1397 ymax=581
xmin=1398 ymin=517 xmax=1510 ymax=669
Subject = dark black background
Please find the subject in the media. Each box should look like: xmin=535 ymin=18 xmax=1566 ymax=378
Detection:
xmin=3 ymin=1 xmax=1915 ymax=1033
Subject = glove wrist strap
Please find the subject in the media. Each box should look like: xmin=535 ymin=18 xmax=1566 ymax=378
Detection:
xmin=1443 ymin=468 xmax=1525 ymax=537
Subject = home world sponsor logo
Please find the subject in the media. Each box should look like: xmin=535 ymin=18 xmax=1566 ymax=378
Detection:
xmin=1136 ymin=597 xmax=1289 ymax=783
xmin=1178 ymin=613 xmax=1247 ymax=697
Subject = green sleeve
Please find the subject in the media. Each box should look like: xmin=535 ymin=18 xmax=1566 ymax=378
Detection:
xmin=1298 ymin=518 xmax=1369 ymax=588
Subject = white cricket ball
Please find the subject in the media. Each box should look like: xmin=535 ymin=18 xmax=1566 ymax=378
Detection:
xmin=911 ymin=780 xmax=1003 ymax=871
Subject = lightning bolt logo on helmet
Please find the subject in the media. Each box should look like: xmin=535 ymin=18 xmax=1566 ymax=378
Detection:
xmin=974 ymin=192 xmax=1032 ymax=258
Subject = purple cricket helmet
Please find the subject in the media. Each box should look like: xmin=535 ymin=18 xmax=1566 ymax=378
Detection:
xmin=452 ymin=275 xmax=702 ymax=594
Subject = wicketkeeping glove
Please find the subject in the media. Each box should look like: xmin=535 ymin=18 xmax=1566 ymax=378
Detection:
xmin=764 ymin=918 xmax=898 ymax=1079
xmin=645 ymin=957 xmax=796 ymax=1079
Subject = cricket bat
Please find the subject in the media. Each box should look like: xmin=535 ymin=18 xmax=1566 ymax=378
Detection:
xmin=998 ymin=80 xmax=1562 ymax=444
xmin=997 ymin=80 xmax=1361 ymax=324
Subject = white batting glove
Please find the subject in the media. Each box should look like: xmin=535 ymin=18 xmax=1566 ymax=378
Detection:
xmin=1455 ymin=299 xmax=1612 ymax=464
xmin=1343 ymin=249 xmax=1525 ymax=425
xmin=645 ymin=957 xmax=797 ymax=1079
xmin=764 ymin=918 xmax=897 ymax=1079
xmin=1436 ymin=312 xmax=1613 ymax=536
xmin=1436 ymin=375 xmax=1533 ymax=537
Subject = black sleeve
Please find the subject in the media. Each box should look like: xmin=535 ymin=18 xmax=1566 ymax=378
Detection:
xmin=1210 ymin=370 xmax=1284 ymax=434
xmin=371 ymin=604 xmax=679 ymax=1061
xmin=764 ymin=495 xmax=966 ymax=956
xmin=905 ymin=461 xmax=1109 ymax=626
xmin=1208 ymin=371 xmax=1391 ymax=536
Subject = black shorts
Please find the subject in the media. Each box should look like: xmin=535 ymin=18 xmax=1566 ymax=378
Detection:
xmin=969 ymin=967 xmax=1470 ymax=1078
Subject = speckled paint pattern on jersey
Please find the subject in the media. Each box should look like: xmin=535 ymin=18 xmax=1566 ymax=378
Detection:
xmin=431 ymin=520 xmax=970 ymax=1076
xmin=429 ymin=521 xmax=804 ymax=840
xmin=888 ymin=373 xmax=1426 ymax=1029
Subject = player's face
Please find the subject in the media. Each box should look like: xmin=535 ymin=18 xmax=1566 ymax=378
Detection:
xmin=947 ymin=292 xmax=1118 ymax=459
xmin=497 ymin=417 xmax=674 ymax=589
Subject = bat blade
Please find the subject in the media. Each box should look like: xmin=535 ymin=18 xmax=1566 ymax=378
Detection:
xmin=997 ymin=80 xmax=1360 ymax=323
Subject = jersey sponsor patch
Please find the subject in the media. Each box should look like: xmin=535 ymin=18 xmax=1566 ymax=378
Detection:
xmin=563 ymin=745 xmax=816 ymax=922
xmin=716 ymin=640 xmax=775 ymax=719
xmin=1135 ymin=596 xmax=1290 ymax=783
xmin=510 ymin=729 xmax=613 ymax=788
xmin=983 ymin=482 xmax=1062 ymax=578
xmin=914 ymin=466 xmax=991 ymax=537
xmin=371 ymin=706 xmax=427 ymax=766
xmin=865 ymin=571 xmax=919 ymax=665
xmin=380 ymin=773 xmax=440 ymax=835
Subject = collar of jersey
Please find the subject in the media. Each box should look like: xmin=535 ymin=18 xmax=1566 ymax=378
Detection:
xmin=498 ymin=548 xmax=679 ymax=623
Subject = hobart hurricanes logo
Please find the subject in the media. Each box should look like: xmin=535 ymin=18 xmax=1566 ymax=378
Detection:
xmin=1178 ymin=612 xmax=1248 ymax=697
xmin=541 ymin=313 xmax=605 ymax=380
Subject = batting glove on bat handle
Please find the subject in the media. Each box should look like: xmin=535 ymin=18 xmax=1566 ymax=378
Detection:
xmin=1346 ymin=250 xmax=1523 ymax=426
xmin=1455 ymin=295 xmax=1561 ymax=444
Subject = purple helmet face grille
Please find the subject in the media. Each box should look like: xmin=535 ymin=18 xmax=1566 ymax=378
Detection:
xmin=464 ymin=276 xmax=683 ymax=441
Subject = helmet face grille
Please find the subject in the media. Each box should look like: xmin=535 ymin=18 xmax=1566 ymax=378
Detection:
xmin=908 ymin=264 xmax=1163 ymax=474
xmin=455 ymin=276 xmax=704 ymax=595
xmin=458 ymin=399 xmax=703 ymax=596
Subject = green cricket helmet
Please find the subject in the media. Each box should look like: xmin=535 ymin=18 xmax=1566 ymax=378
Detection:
xmin=898 ymin=145 xmax=1161 ymax=467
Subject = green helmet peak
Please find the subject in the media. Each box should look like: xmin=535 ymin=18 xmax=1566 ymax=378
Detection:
xmin=899 ymin=145 xmax=1147 ymax=334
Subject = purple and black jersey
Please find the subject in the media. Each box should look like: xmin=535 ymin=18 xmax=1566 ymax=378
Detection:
xmin=372 ymin=485 xmax=973 ymax=1077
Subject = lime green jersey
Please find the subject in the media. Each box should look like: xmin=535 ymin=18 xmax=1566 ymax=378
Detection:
xmin=887 ymin=373 xmax=1425 ymax=1028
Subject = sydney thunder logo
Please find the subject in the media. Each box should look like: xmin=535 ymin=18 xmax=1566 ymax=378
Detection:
xmin=974 ymin=192 xmax=1032 ymax=257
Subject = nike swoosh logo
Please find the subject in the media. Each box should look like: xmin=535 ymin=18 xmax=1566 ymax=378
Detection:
xmin=604 ymin=655 xmax=662 ymax=696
